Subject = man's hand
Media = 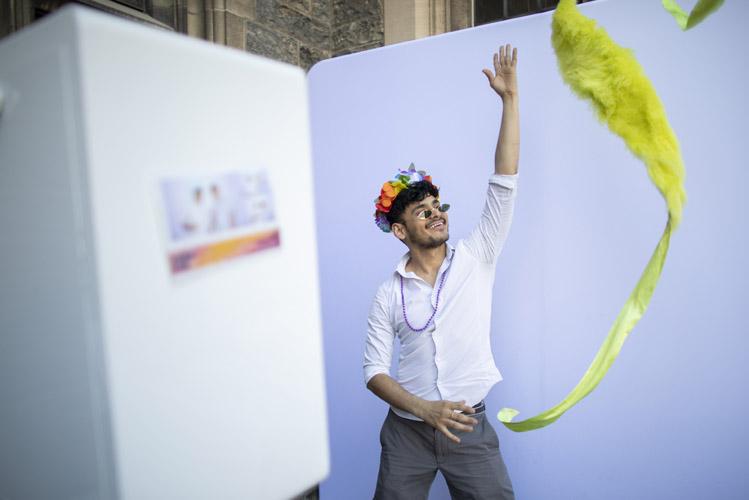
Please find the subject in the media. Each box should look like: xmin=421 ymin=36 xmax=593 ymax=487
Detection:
xmin=366 ymin=374 xmax=479 ymax=443
xmin=482 ymin=44 xmax=518 ymax=100
xmin=414 ymin=399 xmax=478 ymax=443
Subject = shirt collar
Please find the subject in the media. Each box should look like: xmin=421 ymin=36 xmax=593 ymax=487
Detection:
xmin=395 ymin=242 xmax=455 ymax=279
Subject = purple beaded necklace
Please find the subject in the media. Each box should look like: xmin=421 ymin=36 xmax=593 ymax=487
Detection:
xmin=400 ymin=259 xmax=451 ymax=332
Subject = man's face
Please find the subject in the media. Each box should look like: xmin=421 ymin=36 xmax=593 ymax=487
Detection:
xmin=395 ymin=195 xmax=449 ymax=249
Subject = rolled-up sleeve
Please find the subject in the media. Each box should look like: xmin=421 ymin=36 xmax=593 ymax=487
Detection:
xmin=363 ymin=283 xmax=395 ymax=385
xmin=463 ymin=173 xmax=518 ymax=263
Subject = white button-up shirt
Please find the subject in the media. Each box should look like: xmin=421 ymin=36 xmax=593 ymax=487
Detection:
xmin=363 ymin=174 xmax=518 ymax=420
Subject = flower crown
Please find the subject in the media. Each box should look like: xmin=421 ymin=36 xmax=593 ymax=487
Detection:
xmin=373 ymin=163 xmax=435 ymax=233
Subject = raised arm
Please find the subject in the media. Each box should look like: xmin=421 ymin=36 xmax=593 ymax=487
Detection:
xmin=482 ymin=44 xmax=519 ymax=175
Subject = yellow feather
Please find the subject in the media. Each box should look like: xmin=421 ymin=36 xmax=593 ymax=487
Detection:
xmin=552 ymin=0 xmax=686 ymax=227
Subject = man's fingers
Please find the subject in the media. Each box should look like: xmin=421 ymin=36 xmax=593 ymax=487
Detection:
xmin=453 ymin=413 xmax=478 ymax=427
xmin=433 ymin=401 xmax=480 ymax=442
xmin=460 ymin=404 xmax=476 ymax=414
xmin=482 ymin=68 xmax=494 ymax=84
xmin=494 ymin=44 xmax=517 ymax=72
xmin=451 ymin=401 xmax=475 ymax=414
xmin=439 ymin=425 xmax=461 ymax=443
xmin=446 ymin=402 xmax=477 ymax=421
xmin=447 ymin=419 xmax=476 ymax=433
xmin=448 ymin=408 xmax=478 ymax=427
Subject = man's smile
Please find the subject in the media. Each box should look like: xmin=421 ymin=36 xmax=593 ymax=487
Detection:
xmin=427 ymin=219 xmax=446 ymax=230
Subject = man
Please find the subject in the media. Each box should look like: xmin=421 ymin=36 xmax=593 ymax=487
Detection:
xmin=364 ymin=44 xmax=520 ymax=499
xmin=208 ymin=183 xmax=232 ymax=232
xmin=181 ymin=186 xmax=209 ymax=237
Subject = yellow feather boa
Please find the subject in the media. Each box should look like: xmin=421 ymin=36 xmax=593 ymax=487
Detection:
xmin=498 ymin=0 xmax=686 ymax=432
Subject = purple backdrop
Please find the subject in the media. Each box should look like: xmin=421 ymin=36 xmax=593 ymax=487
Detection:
xmin=309 ymin=0 xmax=749 ymax=498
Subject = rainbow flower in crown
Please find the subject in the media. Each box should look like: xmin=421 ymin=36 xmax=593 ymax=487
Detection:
xmin=373 ymin=163 xmax=434 ymax=232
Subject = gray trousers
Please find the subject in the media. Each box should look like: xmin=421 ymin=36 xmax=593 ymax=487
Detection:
xmin=374 ymin=408 xmax=515 ymax=500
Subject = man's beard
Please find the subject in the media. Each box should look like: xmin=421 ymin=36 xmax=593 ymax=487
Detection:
xmin=413 ymin=230 xmax=449 ymax=249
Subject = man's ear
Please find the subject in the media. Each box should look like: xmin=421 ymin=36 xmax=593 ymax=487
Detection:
xmin=391 ymin=221 xmax=407 ymax=242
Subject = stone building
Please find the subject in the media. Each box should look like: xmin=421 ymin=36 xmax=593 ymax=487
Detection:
xmin=0 ymin=1 xmax=595 ymax=71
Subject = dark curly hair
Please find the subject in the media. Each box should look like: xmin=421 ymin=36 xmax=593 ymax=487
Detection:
xmin=386 ymin=181 xmax=440 ymax=226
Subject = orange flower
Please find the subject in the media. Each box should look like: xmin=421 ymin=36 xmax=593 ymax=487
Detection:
xmin=382 ymin=182 xmax=397 ymax=197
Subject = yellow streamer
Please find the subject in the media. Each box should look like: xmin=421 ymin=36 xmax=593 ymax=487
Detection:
xmin=662 ymin=0 xmax=725 ymax=30
xmin=498 ymin=0 xmax=686 ymax=432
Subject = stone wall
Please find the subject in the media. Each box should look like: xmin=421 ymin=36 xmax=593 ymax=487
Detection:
xmin=0 ymin=0 xmax=384 ymax=71
xmin=246 ymin=0 xmax=384 ymax=71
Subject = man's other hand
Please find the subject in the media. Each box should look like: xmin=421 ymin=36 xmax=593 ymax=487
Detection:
xmin=415 ymin=399 xmax=478 ymax=443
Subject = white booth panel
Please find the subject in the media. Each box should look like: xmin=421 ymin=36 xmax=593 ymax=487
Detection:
xmin=0 ymin=6 xmax=328 ymax=500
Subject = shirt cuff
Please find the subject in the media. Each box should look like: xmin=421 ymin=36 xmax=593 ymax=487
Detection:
xmin=364 ymin=366 xmax=388 ymax=386
xmin=489 ymin=173 xmax=518 ymax=190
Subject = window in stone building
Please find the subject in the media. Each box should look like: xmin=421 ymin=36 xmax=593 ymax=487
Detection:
xmin=5 ymin=0 xmax=173 ymax=34
xmin=474 ymin=0 xmax=598 ymax=25
xmin=111 ymin=0 xmax=146 ymax=13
